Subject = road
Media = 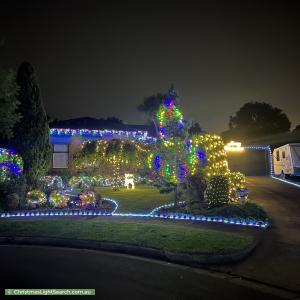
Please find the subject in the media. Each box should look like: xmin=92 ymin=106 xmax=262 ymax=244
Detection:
xmin=211 ymin=176 xmax=300 ymax=293
xmin=0 ymin=244 xmax=290 ymax=300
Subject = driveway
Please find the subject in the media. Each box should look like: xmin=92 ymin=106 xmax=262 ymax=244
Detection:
xmin=210 ymin=176 xmax=300 ymax=293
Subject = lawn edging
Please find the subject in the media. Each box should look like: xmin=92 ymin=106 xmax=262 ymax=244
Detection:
xmin=0 ymin=235 xmax=258 ymax=266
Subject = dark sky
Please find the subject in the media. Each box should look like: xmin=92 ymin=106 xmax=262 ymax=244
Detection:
xmin=1 ymin=0 xmax=300 ymax=133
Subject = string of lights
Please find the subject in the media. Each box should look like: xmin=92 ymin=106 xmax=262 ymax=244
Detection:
xmin=0 ymin=198 xmax=268 ymax=228
xmin=50 ymin=128 xmax=156 ymax=143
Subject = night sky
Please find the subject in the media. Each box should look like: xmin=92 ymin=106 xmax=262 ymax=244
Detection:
xmin=0 ymin=0 xmax=300 ymax=133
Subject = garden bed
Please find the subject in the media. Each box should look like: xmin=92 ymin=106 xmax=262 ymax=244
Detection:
xmin=155 ymin=201 xmax=268 ymax=222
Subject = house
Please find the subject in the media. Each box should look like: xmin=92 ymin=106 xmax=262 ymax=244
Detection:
xmin=50 ymin=127 xmax=156 ymax=169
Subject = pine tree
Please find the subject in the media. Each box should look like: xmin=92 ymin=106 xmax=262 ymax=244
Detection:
xmin=12 ymin=62 xmax=51 ymax=188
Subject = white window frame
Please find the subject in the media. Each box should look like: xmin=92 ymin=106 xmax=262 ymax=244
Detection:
xmin=52 ymin=144 xmax=69 ymax=169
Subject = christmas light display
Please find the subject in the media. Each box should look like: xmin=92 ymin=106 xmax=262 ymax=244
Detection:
xmin=73 ymin=139 xmax=151 ymax=188
xmin=124 ymin=173 xmax=135 ymax=189
xmin=26 ymin=190 xmax=47 ymax=208
xmin=49 ymin=190 xmax=70 ymax=208
xmin=0 ymin=148 xmax=23 ymax=182
xmin=0 ymin=206 xmax=269 ymax=229
xmin=79 ymin=189 xmax=97 ymax=208
xmin=40 ymin=175 xmax=64 ymax=190
xmin=224 ymin=141 xmax=244 ymax=152
xmin=227 ymin=172 xmax=246 ymax=202
xmin=204 ymin=175 xmax=230 ymax=208
xmin=50 ymin=128 xmax=156 ymax=143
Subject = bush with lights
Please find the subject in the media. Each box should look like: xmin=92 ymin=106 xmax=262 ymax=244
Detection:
xmin=49 ymin=190 xmax=70 ymax=208
xmin=204 ymin=175 xmax=230 ymax=208
xmin=147 ymin=85 xmax=252 ymax=215
xmin=26 ymin=190 xmax=47 ymax=208
xmin=227 ymin=171 xmax=246 ymax=202
xmin=40 ymin=175 xmax=64 ymax=195
xmin=69 ymin=176 xmax=92 ymax=190
xmin=79 ymin=189 xmax=98 ymax=208
xmin=72 ymin=139 xmax=151 ymax=189
xmin=0 ymin=148 xmax=23 ymax=182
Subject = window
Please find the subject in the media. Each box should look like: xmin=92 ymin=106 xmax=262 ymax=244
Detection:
xmin=53 ymin=144 xmax=69 ymax=168
xmin=276 ymin=150 xmax=280 ymax=161
xmin=282 ymin=151 xmax=286 ymax=159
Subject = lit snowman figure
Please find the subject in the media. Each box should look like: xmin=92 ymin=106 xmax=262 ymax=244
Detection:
xmin=236 ymin=188 xmax=250 ymax=205
xmin=124 ymin=173 xmax=135 ymax=189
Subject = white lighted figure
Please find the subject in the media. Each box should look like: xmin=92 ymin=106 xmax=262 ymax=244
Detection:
xmin=224 ymin=141 xmax=244 ymax=152
xmin=125 ymin=173 xmax=135 ymax=189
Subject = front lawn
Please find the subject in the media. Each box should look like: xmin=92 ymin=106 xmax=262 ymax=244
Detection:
xmin=0 ymin=218 xmax=253 ymax=255
xmin=96 ymin=185 xmax=173 ymax=213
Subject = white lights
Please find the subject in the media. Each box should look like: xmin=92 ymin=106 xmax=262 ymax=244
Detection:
xmin=224 ymin=141 xmax=244 ymax=152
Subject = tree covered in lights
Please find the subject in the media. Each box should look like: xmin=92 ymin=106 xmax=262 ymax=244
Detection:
xmin=149 ymin=86 xmax=206 ymax=206
xmin=149 ymin=85 xmax=244 ymax=208
xmin=72 ymin=139 xmax=151 ymax=189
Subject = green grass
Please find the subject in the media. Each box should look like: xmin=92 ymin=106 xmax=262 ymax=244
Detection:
xmin=0 ymin=218 xmax=253 ymax=255
xmin=95 ymin=185 xmax=172 ymax=213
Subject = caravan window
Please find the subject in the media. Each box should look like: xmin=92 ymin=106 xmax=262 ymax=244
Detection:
xmin=282 ymin=151 xmax=286 ymax=159
xmin=276 ymin=150 xmax=280 ymax=161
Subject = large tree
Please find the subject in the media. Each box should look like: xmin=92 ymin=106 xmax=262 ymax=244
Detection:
xmin=227 ymin=102 xmax=291 ymax=139
xmin=137 ymin=92 xmax=166 ymax=136
xmin=0 ymin=69 xmax=20 ymax=139
xmin=11 ymin=62 xmax=51 ymax=188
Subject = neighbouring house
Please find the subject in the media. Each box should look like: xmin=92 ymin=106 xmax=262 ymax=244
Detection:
xmin=50 ymin=126 xmax=156 ymax=169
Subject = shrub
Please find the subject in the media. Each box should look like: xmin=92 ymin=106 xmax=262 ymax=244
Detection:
xmin=228 ymin=172 xmax=246 ymax=202
xmin=69 ymin=176 xmax=92 ymax=189
xmin=0 ymin=175 xmax=26 ymax=211
xmin=26 ymin=190 xmax=47 ymax=208
xmin=40 ymin=176 xmax=64 ymax=195
xmin=204 ymin=175 xmax=230 ymax=208
xmin=49 ymin=190 xmax=69 ymax=208
xmin=185 ymin=173 xmax=206 ymax=203
xmin=79 ymin=189 xmax=97 ymax=208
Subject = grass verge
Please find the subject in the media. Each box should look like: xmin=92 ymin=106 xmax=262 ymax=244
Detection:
xmin=0 ymin=219 xmax=253 ymax=255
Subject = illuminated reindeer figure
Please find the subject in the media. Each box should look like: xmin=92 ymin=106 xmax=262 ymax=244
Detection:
xmin=124 ymin=173 xmax=135 ymax=189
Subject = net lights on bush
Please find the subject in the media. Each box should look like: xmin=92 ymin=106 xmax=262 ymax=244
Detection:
xmin=0 ymin=148 xmax=23 ymax=182
xmin=79 ymin=189 xmax=97 ymax=208
xmin=26 ymin=190 xmax=47 ymax=208
xmin=49 ymin=190 xmax=70 ymax=208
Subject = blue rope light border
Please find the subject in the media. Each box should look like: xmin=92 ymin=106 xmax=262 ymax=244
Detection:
xmin=0 ymin=198 xmax=269 ymax=229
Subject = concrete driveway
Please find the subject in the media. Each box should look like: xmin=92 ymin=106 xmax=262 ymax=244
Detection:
xmin=211 ymin=176 xmax=300 ymax=293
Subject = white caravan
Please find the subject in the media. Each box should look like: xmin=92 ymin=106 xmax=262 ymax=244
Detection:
xmin=273 ymin=143 xmax=300 ymax=177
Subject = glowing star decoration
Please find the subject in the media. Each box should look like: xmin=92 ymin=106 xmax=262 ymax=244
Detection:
xmin=49 ymin=190 xmax=70 ymax=208
xmin=224 ymin=141 xmax=244 ymax=152
xmin=0 ymin=148 xmax=23 ymax=182
xmin=124 ymin=173 xmax=135 ymax=189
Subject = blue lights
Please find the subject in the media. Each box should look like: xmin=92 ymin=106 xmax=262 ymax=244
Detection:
xmin=0 ymin=198 xmax=269 ymax=229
